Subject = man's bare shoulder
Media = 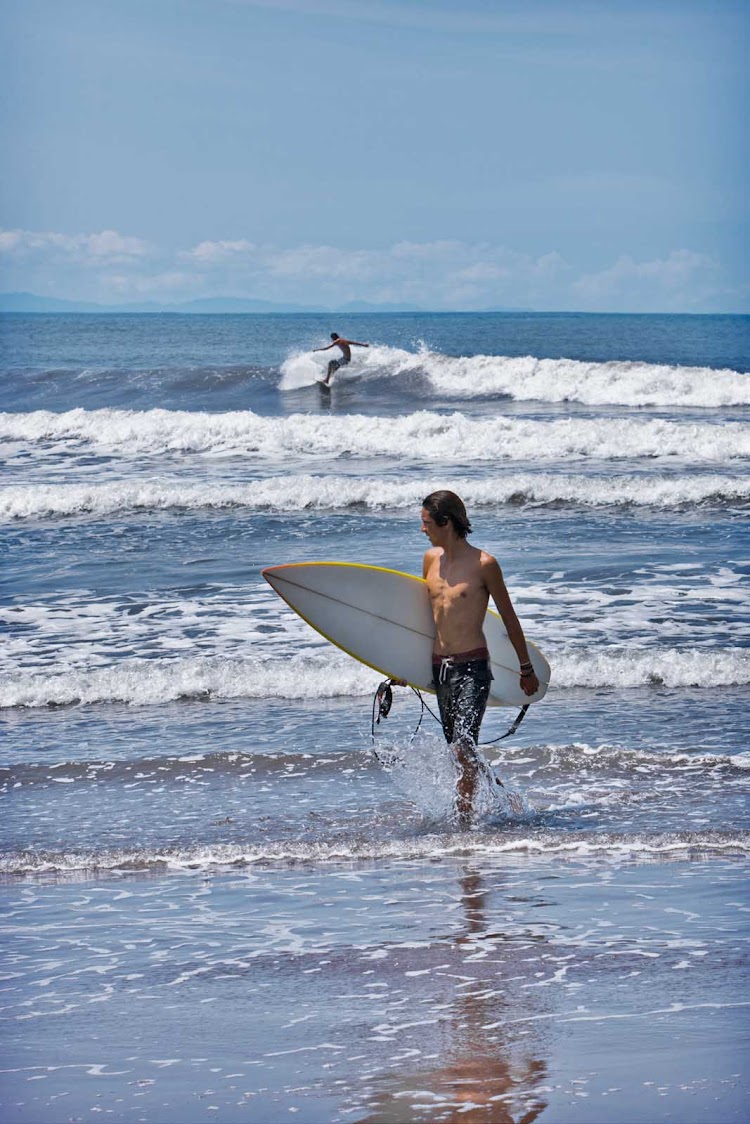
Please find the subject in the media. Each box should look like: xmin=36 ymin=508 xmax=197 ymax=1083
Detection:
xmin=479 ymin=549 xmax=504 ymax=579
xmin=422 ymin=545 xmax=441 ymax=576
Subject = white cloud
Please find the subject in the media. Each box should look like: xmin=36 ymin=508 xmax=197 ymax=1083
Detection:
xmin=390 ymin=240 xmax=467 ymax=261
xmin=456 ymin=262 xmax=512 ymax=283
xmin=186 ymin=239 xmax=256 ymax=262
xmin=0 ymin=227 xmax=150 ymax=264
xmin=572 ymin=250 xmax=722 ymax=311
xmin=104 ymin=270 xmax=201 ymax=296
xmin=0 ymin=230 xmax=24 ymax=253
xmin=83 ymin=230 xmax=150 ymax=259
xmin=268 ymin=244 xmax=378 ymax=281
xmin=0 ymin=227 xmax=740 ymax=311
xmin=531 ymin=251 xmax=567 ymax=279
xmin=215 ymin=240 xmax=572 ymax=307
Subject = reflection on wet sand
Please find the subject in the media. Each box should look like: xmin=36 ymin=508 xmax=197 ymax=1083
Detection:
xmin=358 ymin=866 xmax=550 ymax=1122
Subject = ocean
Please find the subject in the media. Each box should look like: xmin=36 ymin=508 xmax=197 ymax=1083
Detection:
xmin=1 ymin=311 xmax=749 ymax=1122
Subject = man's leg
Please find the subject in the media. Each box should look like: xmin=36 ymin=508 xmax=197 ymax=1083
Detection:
xmin=452 ymin=738 xmax=481 ymax=823
xmin=435 ymin=664 xmax=491 ymax=824
xmin=451 ymin=679 xmax=486 ymax=823
xmin=324 ymin=358 xmax=339 ymax=385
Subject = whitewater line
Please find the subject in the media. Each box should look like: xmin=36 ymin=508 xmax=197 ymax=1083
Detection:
xmin=2 ymin=472 xmax=749 ymax=521
xmin=2 ymin=408 xmax=748 ymax=462
xmin=2 ymin=648 xmax=748 ymax=709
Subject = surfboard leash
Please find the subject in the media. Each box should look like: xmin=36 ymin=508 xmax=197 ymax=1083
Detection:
xmin=479 ymin=703 xmax=529 ymax=744
xmin=371 ymin=679 xmax=431 ymax=746
xmin=370 ymin=679 xmax=529 ymax=747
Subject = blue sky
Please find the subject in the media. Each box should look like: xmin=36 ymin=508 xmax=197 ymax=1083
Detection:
xmin=1 ymin=0 xmax=747 ymax=311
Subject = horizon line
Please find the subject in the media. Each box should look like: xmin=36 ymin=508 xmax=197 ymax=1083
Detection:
xmin=1 ymin=293 xmax=747 ymax=317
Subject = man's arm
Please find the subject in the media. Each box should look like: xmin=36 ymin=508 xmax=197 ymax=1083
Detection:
xmin=313 ymin=343 xmax=336 ymax=352
xmin=348 ymin=340 xmax=369 ymax=347
xmin=482 ymin=555 xmax=540 ymax=695
xmin=423 ymin=547 xmax=438 ymax=580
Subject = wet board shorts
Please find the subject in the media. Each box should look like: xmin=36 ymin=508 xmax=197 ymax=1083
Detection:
xmin=431 ymin=647 xmax=493 ymax=746
xmin=329 ymin=355 xmax=350 ymax=372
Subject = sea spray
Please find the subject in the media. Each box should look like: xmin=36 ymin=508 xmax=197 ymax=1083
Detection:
xmin=373 ymin=731 xmax=526 ymax=825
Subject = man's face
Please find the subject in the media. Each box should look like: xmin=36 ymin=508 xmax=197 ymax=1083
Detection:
xmin=421 ymin=508 xmax=441 ymax=544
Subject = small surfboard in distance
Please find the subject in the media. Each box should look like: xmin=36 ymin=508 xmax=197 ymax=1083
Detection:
xmin=262 ymin=561 xmax=550 ymax=707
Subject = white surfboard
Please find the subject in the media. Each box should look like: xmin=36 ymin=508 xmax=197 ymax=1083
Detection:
xmin=262 ymin=561 xmax=550 ymax=707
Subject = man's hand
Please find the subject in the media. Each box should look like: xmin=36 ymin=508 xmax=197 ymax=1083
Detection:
xmin=520 ymin=670 xmax=539 ymax=696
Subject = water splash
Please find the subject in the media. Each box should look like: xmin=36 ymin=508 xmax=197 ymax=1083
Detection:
xmin=373 ymin=731 xmax=526 ymax=826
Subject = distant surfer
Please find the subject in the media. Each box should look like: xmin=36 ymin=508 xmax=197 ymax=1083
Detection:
xmin=313 ymin=332 xmax=369 ymax=385
xmin=420 ymin=490 xmax=539 ymax=824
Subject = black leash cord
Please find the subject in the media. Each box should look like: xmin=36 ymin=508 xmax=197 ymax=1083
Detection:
xmin=370 ymin=679 xmax=529 ymax=746
xmin=479 ymin=703 xmax=529 ymax=745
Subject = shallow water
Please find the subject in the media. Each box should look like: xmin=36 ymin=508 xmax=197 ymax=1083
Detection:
xmin=2 ymin=857 xmax=748 ymax=1123
xmin=1 ymin=311 xmax=749 ymax=1121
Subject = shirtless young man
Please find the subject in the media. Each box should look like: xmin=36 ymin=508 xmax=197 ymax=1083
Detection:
xmin=421 ymin=490 xmax=539 ymax=822
xmin=313 ymin=332 xmax=369 ymax=385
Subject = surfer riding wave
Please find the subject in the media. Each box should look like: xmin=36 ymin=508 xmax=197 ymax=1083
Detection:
xmin=313 ymin=332 xmax=369 ymax=385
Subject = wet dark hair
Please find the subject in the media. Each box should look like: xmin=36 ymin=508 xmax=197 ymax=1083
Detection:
xmin=330 ymin=332 xmax=339 ymax=340
xmin=422 ymin=490 xmax=472 ymax=538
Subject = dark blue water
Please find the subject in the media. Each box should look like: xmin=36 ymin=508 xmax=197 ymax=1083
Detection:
xmin=2 ymin=311 xmax=748 ymax=412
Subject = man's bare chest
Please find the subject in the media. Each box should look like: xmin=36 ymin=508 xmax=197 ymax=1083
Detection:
xmin=427 ymin=570 xmax=485 ymax=611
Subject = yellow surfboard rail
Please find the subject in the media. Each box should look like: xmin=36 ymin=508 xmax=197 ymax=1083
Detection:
xmin=261 ymin=562 xmax=433 ymax=689
xmin=262 ymin=560 xmax=550 ymax=704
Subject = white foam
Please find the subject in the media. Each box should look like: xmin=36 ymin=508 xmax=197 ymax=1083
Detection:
xmin=2 ymin=646 xmax=748 ymax=709
xmin=494 ymin=741 xmax=750 ymax=773
xmin=0 ymin=652 xmax=381 ymax=708
xmin=279 ymin=350 xmax=329 ymax=387
xmin=3 ymin=471 xmax=748 ymax=521
xmin=0 ymin=584 xmax=320 ymax=675
xmin=353 ymin=344 xmax=750 ymax=408
xmin=4 ymin=558 xmax=747 ymax=684
xmin=552 ymin=647 xmax=750 ymax=689
xmin=2 ymin=408 xmax=747 ymax=463
xmin=2 ymin=829 xmax=747 ymax=878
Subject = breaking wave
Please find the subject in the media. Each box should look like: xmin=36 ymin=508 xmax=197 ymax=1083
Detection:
xmin=2 ymin=407 xmax=748 ymax=462
xmin=282 ymin=343 xmax=750 ymax=407
xmin=2 ymin=647 xmax=748 ymax=709
xmin=3 ymin=471 xmax=748 ymax=521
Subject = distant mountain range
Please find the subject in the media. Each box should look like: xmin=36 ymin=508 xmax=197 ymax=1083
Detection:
xmin=0 ymin=292 xmax=528 ymax=314
xmin=0 ymin=292 xmax=418 ymax=314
